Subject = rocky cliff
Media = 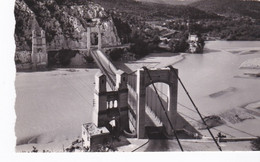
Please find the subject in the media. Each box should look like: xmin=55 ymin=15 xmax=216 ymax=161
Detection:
xmin=15 ymin=0 xmax=121 ymax=51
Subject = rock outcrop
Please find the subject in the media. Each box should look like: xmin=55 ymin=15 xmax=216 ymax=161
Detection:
xmin=15 ymin=0 xmax=121 ymax=51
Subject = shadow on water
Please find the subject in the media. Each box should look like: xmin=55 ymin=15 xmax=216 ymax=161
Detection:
xmin=145 ymin=140 xmax=170 ymax=152
xmin=145 ymin=126 xmax=168 ymax=139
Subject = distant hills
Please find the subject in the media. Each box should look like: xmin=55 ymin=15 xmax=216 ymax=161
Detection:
xmin=15 ymin=0 xmax=260 ymax=51
xmin=134 ymin=0 xmax=199 ymax=5
xmin=135 ymin=0 xmax=260 ymax=19
xmin=190 ymin=0 xmax=260 ymax=19
xmin=91 ymin=0 xmax=219 ymax=19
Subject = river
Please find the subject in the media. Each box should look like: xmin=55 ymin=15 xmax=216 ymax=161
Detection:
xmin=174 ymin=41 xmax=260 ymax=115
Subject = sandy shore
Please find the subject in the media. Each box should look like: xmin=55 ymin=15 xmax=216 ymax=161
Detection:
xmin=240 ymin=57 xmax=260 ymax=69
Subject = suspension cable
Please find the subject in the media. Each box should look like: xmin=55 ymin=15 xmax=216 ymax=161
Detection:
xmin=131 ymin=139 xmax=150 ymax=152
xmin=168 ymin=65 xmax=222 ymax=151
xmin=143 ymin=66 xmax=184 ymax=152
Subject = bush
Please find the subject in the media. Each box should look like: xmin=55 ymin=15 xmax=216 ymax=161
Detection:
xmin=84 ymin=55 xmax=94 ymax=63
xmin=48 ymin=49 xmax=77 ymax=67
xmin=169 ymin=38 xmax=189 ymax=53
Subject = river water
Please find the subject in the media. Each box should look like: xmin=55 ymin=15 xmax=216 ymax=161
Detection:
xmin=174 ymin=41 xmax=260 ymax=115
xmin=124 ymin=41 xmax=260 ymax=116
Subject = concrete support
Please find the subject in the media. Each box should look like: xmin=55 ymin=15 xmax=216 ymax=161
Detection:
xmin=86 ymin=23 xmax=102 ymax=52
xmin=92 ymin=71 xmax=107 ymax=127
xmin=136 ymin=70 xmax=146 ymax=138
xmin=92 ymin=68 xmax=129 ymax=133
xmin=86 ymin=27 xmax=91 ymax=53
xmin=31 ymin=30 xmax=37 ymax=70
xmin=98 ymin=26 xmax=102 ymax=50
xmin=116 ymin=70 xmax=129 ymax=132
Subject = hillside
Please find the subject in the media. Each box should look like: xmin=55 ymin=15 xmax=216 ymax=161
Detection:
xmin=15 ymin=0 xmax=220 ymax=51
xmin=134 ymin=0 xmax=199 ymax=5
xmin=15 ymin=0 xmax=121 ymax=51
xmin=91 ymin=0 xmax=219 ymax=20
xmin=190 ymin=0 xmax=260 ymax=19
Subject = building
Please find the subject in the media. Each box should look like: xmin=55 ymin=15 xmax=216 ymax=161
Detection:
xmin=188 ymin=34 xmax=204 ymax=54
xmin=82 ymin=123 xmax=112 ymax=152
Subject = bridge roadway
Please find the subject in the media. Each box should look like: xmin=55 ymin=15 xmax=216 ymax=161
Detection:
xmin=90 ymin=49 xmax=118 ymax=90
xmin=47 ymin=44 xmax=131 ymax=52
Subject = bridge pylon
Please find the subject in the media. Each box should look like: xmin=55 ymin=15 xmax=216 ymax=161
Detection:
xmin=92 ymin=70 xmax=129 ymax=136
xmin=31 ymin=18 xmax=48 ymax=70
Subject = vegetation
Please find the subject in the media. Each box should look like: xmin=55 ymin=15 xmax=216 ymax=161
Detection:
xmin=92 ymin=0 xmax=220 ymax=20
xmin=109 ymin=48 xmax=124 ymax=61
xmin=169 ymin=37 xmax=189 ymax=53
xmin=164 ymin=18 xmax=260 ymax=41
xmin=14 ymin=1 xmax=34 ymax=50
xmin=190 ymin=0 xmax=260 ymax=19
xmin=23 ymin=0 xmax=79 ymax=42
xmin=83 ymin=55 xmax=94 ymax=63
xmin=48 ymin=49 xmax=77 ymax=67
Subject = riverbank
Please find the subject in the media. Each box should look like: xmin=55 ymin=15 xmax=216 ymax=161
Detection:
xmin=240 ymin=57 xmax=260 ymax=69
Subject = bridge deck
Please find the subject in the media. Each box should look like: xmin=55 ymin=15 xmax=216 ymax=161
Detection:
xmin=90 ymin=50 xmax=117 ymax=90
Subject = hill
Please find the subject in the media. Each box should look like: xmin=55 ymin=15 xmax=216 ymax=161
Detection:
xmin=134 ymin=0 xmax=199 ymax=5
xmin=190 ymin=0 xmax=260 ymax=19
xmin=15 ymin=0 xmax=121 ymax=51
xmin=15 ymin=0 xmax=220 ymax=51
xmin=90 ymin=0 xmax=219 ymax=20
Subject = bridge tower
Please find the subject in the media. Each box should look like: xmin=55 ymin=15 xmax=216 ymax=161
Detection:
xmin=128 ymin=67 xmax=200 ymax=139
xmin=31 ymin=18 xmax=48 ymax=70
xmin=92 ymin=70 xmax=129 ymax=136
xmin=86 ymin=19 xmax=102 ymax=54
xmin=136 ymin=68 xmax=178 ymax=138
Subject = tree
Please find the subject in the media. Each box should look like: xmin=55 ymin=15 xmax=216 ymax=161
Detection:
xmin=109 ymin=48 xmax=124 ymax=61
xmin=169 ymin=37 xmax=189 ymax=53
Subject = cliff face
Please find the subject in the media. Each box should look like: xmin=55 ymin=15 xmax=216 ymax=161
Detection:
xmin=15 ymin=0 xmax=35 ymax=51
xmin=15 ymin=0 xmax=121 ymax=51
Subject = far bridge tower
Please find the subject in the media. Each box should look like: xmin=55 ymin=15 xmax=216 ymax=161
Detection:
xmin=31 ymin=18 xmax=48 ymax=70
